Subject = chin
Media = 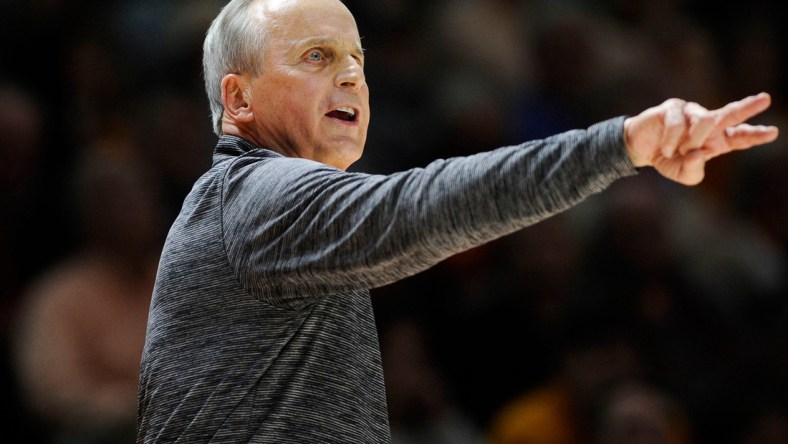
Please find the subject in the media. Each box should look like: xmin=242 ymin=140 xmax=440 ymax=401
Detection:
xmin=324 ymin=144 xmax=365 ymax=171
xmin=334 ymin=153 xmax=363 ymax=171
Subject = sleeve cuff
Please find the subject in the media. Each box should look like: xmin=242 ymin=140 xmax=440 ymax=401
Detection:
xmin=587 ymin=115 xmax=639 ymax=180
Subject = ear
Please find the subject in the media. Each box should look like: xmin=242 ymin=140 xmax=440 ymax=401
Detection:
xmin=221 ymin=73 xmax=254 ymax=123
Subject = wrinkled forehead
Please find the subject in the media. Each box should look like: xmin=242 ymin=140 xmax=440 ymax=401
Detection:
xmin=250 ymin=0 xmax=361 ymax=45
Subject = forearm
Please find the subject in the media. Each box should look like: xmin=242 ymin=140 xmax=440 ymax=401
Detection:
xmin=407 ymin=116 xmax=635 ymax=252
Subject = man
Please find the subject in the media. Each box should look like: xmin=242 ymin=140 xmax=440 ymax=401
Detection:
xmin=136 ymin=0 xmax=778 ymax=442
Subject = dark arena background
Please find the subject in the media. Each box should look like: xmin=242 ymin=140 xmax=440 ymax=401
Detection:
xmin=1 ymin=0 xmax=786 ymax=443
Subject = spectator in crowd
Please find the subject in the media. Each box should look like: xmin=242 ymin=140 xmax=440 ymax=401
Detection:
xmin=13 ymin=148 xmax=164 ymax=444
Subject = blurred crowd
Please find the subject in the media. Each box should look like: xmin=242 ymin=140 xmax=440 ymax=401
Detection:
xmin=1 ymin=0 xmax=786 ymax=443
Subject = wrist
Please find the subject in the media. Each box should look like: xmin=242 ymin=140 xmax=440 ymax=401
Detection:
xmin=623 ymin=117 xmax=648 ymax=168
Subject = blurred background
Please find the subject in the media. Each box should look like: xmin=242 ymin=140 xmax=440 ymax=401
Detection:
xmin=0 ymin=0 xmax=786 ymax=443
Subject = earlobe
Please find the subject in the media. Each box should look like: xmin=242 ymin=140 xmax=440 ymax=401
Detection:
xmin=221 ymin=73 xmax=254 ymax=123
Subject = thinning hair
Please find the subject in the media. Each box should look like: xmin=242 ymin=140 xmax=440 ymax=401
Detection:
xmin=203 ymin=0 xmax=268 ymax=136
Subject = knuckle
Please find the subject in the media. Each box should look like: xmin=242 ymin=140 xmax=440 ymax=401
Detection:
xmin=665 ymin=98 xmax=684 ymax=107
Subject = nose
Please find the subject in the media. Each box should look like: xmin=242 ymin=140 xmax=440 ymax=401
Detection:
xmin=335 ymin=56 xmax=365 ymax=91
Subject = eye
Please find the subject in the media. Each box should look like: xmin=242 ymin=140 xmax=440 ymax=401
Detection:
xmin=306 ymin=50 xmax=324 ymax=62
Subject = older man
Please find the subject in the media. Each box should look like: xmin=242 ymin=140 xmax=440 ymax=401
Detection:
xmin=136 ymin=0 xmax=778 ymax=442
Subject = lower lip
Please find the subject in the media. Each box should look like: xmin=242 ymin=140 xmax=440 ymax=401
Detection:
xmin=325 ymin=115 xmax=359 ymax=126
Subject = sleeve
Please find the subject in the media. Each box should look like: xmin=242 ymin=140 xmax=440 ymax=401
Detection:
xmin=221 ymin=117 xmax=636 ymax=306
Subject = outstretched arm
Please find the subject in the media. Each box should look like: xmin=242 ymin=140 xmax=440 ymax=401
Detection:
xmin=624 ymin=92 xmax=779 ymax=185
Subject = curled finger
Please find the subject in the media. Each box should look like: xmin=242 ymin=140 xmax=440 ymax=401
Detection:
xmin=660 ymin=99 xmax=687 ymax=159
xmin=680 ymin=102 xmax=715 ymax=155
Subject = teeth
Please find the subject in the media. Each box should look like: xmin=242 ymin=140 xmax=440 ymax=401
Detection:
xmin=337 ymin=107 xmax=355 ymax=117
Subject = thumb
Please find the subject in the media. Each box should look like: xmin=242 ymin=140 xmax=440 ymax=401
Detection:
xmin=679 ymin=150 xmax=707 ymax=186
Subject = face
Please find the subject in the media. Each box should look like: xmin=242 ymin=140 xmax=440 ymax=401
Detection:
xmin=244 ymin=0 xmax=369 ymax=170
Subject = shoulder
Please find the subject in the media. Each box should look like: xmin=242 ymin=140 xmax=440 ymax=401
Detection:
xmin=224 ymin=151 xmax=355 ymax=197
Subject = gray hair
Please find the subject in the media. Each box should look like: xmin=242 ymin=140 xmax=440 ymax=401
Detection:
xmin=203 ymin=0 xmax=269 ymax=136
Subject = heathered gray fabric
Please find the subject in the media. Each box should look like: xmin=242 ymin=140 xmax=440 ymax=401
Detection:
xmin=137 ymin=116 xmax=636 ymax=443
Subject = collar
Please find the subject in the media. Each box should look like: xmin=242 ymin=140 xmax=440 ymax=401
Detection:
xmin=212 ymin=134 xmax=284 ymax=166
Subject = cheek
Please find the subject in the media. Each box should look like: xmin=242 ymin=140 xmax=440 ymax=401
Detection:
xmin=261 ymin=90 xmax=311 ymax=129
xmin=279 ymin=85 xmax=320 ymax=121
xmin=255 ymin=75 xmax=310 ymax=113
xmin=361 ymin=87 xmax=371 ymax=118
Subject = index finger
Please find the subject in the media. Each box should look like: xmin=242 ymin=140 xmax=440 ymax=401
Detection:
xmin=714 ymin=92 xmax=772 ymax=129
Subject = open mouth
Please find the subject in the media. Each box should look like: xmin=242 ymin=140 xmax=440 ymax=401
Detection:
xmin=325 ymin=106 xmax=358 ymax=122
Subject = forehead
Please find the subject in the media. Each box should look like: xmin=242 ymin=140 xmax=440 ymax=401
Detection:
xmin=252 ymin=0 xmax=361 ymax=48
